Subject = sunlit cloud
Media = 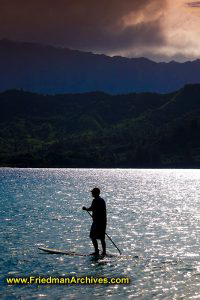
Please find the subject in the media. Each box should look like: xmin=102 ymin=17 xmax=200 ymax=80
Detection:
xmin=159 ymin=0 xmax=200 ymax=60
xmin=122 ymin=0 xmax=200 ymax=61
xmin=186 ymin=1 xmax=200 ymax=7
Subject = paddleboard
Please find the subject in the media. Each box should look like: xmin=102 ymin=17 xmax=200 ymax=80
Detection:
xmin=38 ymin=246 xmax=138 ymax=259
xmin=38 ymin=246 xmax=124 ymax=258
xmin=38 ymin=247 xmax=90 ymax=256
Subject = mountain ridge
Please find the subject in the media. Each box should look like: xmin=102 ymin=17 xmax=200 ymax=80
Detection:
xmin=1 ymin=39 xmax=200 ymax=94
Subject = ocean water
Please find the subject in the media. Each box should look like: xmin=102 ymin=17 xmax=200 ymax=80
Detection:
xmin=1 ymin=168 xmax=200 ymax=299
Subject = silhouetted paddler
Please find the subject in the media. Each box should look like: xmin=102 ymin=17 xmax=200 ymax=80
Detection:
xmin=83 ymin=187 xmax=107 ymax=255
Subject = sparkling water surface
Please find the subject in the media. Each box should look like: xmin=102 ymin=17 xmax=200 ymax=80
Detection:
xmin=1 ymin=168 xmax=200 ymax=299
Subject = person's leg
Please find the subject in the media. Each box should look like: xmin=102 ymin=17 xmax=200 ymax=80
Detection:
xmin=101 ymin=238 xmax=106 ymax=255
xmin=90 ymin=223 xmax=99 ymax=255
xmin=91 ymin=238 xmax=99 ymax=254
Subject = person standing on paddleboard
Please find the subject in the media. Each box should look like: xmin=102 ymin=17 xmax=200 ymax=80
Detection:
xmin=82 ymin=188 xmax=107 ymax=255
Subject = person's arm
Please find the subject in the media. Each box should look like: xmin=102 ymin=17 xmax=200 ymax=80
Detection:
xmin=82 ymin=200 xmax=94 ymax=211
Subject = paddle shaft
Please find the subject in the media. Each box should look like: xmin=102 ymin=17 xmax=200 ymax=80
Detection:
xmin=85 ymin=210 xmax=122 ymax=255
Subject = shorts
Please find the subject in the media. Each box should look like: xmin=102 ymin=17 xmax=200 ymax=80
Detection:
xmin=90 ymin=223 xmax=106 ymax=240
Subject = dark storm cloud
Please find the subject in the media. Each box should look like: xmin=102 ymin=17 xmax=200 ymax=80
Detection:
xmin=0 ymin=0 xmax=167 ymax=53
xmin=186 ymin=1 xmax=200 ymax=7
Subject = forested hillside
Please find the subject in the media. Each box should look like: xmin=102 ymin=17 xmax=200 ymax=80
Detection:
xmin=0 ymin=84 xmax=200 ymax=167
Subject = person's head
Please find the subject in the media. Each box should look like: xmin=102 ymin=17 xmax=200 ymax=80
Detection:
xmin=91 ymin=187 xmax=100 ymax=198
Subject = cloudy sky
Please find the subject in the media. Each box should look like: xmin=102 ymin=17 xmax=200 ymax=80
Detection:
xmin=0 ymin=0 xmax=200 ymax=61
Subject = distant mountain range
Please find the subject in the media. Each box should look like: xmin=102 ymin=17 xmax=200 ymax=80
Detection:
xmin=1 ymin=39 xmax=200 ymax=94
xmin=0 ymin=84 xmax=200 ymax=167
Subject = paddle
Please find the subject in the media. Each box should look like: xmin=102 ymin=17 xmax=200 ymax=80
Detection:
xmin=85 ymin=210 xmax=122 ymax=255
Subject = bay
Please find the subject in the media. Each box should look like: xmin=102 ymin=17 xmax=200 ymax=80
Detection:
xmin=0 ymin=168 xmax=200 ymax=299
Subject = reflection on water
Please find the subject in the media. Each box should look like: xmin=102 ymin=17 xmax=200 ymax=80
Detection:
xmin=0 ymin=168 xmax=200 ymax=299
